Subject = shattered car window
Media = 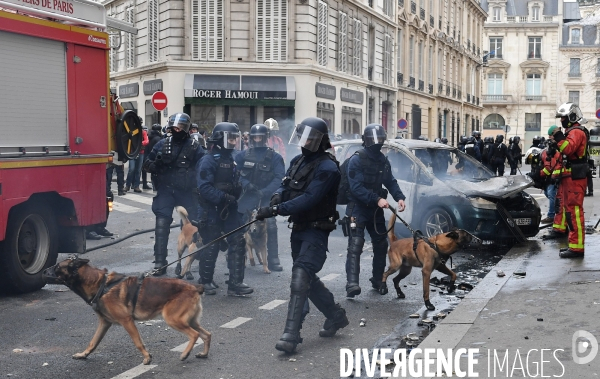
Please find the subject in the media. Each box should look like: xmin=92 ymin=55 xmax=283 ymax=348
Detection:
xmin=384 ymin=147 xmax=416 ymax=183
xmin=410 ymin=148 xmax=493 ymax=181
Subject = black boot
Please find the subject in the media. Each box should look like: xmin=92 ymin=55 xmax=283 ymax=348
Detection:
xmin=318 ymin=304 xmax=349 ymax=337
xmin=266 ymin=219 xmax=283 ymax=271
xmin=371 ymin=238 xmax=389 ymax=295
xmin=305 ymin=277 xmax=348 ymax=337
xmin=152 ymin=217 xmax=172 ymax=276
xmin=227 ymin=235 xmax=254 ymax=296
xmin=198 ymin=246 xmax=220 ymax=295
xmin=345 ymin=236 xmax=364 ymax=297
xmin=542 ymin=230 xmax=567 ymax=240
xmin=276 ymin=267 xmax=310 ymax=353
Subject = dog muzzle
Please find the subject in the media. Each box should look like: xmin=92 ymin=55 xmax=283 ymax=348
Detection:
xmin=42 ymin=265 xmax=64 ymax=285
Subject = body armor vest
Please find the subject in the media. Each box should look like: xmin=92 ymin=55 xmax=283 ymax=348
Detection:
xmin=212 ymin=153 xmax=241 ymax=197
xmin=283 ymin=153 xmax=338 ymax=224
xmin=492 ymin=144 xmax=506 ymax=159
xmin=160 ymin=137 xmax=198 ymax=190
xmin=482 ymin=143 xmax=493 ymax=162
xmin=356 ymin=150 xmax=390 ymax=200
xmin=239 ymin=148 xmax=275 ymax=189
xmin=465 ymin=143 xmax=476 ymax=157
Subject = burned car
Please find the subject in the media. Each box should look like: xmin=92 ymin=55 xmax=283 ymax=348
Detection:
xmin=331 ymin=139 xmax=541 ymax=244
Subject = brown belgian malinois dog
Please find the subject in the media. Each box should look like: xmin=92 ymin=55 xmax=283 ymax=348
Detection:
xmin=42 ymin=257 xmax=211 ymax=365
xmin=381 ymin=213 xmax=476 ymax=310
xmin=244 ymin=209 xmax=270 ymax=274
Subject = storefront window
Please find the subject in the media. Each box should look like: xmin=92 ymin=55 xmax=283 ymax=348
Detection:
xmin=341 ymin=106 xmax=362 ymax=138
xmin=317 ymin=102 xmax=335 ymax=132
xmin=228 ymin=106 xmax=253 ymax=133
xmin=145 ymin=100 xmax=160 ymax=127
xmin=190 ymin=105 xmax=217 ymax=132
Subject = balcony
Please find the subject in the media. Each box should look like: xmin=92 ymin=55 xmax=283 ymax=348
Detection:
xmin=467 ymin=39 xmax=471 ymax=49
xmin=408 ymin=76 xmax=415 ymax=88
xmin=398 ymin=0 xmax=404 ymax=7
xmin=429 ymin=84 xmax=434 ymax=94
xmin=489 ymin=52 xmax=502 ymax=59
xmin=420 ymin=7 xmax=425 ymax=20
xmin=528 ymin=53 xmax=542 ymax=60
xmin=397 ymin=72 xmax=403 ymax=86
xmin=481 ymin=94 xmax=512 ymax=102
xmin=519 ymin=16 xmax=527 ymax=22
xmin=568 ymin=72 xmax=582 ymax=78
xmin=430 ymin=15 xmax=434 ymax=28
xmin=523 ymin=95 xmax=546 ymax=102
xmin=418 ymin=80 xmax=424 ymax=91
xmin=411 ymin=1 xmax=416 ymax=14
xmin=507 ymin=16 xmax=515 ymax=22
xmin=543 ymin=16 xmax=553 ymax=22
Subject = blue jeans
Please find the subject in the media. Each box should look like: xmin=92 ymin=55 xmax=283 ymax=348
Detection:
xmin=126 ymin=154 xmax=144 ymax=188
xmin=544 ymin=183 xmax=557 ymax=218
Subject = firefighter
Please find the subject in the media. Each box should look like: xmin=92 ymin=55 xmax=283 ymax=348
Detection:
xmin=235 ymin=123 xmax=286 ymax=271
xmin=255 ymin=117 xmax=348 ymax=354
xmin=464 ymin=136 xmax=482 ymax=161
xmin=488 ymin=134 xmax=513 ymax=176
xmin=143 ymin=113 xmax=205 ymax=275
xmin=343 ymin=124 xmax=406 ymax=298
xmin=265 ymin=118 xmax=287 ymax=162
xmin=196 ymin=122 xmax=254 ymax=295
xmin=508 ymin=136 xmax=522 ymax=175
xmin=552 ymin=103 xmax=589 ymax=258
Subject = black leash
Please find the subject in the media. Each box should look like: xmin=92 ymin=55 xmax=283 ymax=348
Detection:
xmin=373 ymin=207 xmax=395 ymax=235
xmin=147 ymin=218 xmax=259 ymax=277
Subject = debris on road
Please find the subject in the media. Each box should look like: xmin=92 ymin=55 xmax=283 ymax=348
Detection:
xmin=409 ymin=313 xmax=419 ymax=319
xmin=497 ymin=270 xmax=506 ymax=277
xmin=12 ymin=349 xmax=23 ymax=353
xmin=359 ymin=318 xmax=366 ymax=327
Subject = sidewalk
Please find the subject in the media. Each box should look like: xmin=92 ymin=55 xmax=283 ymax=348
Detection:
xmin=415 ymin=196 xmax=600 ymax=378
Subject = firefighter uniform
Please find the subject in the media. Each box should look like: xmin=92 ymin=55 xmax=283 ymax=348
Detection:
xmin=539 ymin=148 xmax=563 ymax=227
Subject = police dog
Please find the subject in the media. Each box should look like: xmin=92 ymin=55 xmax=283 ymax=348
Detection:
xmin=42 ymin=257 xmax=211 ymax=365
xmin=245 ymin=209 xmax=270 ymax=274
xmin=174 ymin=206 xmax=202 ymax=281
xmin=381 ymin=213 xmax=476 ymax=311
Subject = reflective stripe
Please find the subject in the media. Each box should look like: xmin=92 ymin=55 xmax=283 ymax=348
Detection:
xmin=574 ymin=205 xmax=584 ymax=249
xmin=568 ymin=243 xmax=585 ymax=251
xmin=552 ymin=169 xmax=561 ymax=175
xmin=553 ymin=206 xmax=567 ymax=231
xmin=542 ymin=168 xmax=550 ymax=176
xmin=558 ymin=140 xmax=569 ymax=152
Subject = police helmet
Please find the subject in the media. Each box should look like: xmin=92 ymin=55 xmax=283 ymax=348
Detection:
xmin=555 ymin=102 xmax=583 ymax=124
xmin=484 ymin=136 xmax=494 ymax=143
xmin=495 ymin=134 xmax=504 ymax=143
xmin=459 ymin=136 xmax=468 ymax=144
xmin=434 ymin=138 xmax=442 ymax=143
xmin=264 ymin=118 xmax=279 ymax=131
xmin=289 ymin=117 xmax=330 ymax=152
xmin=513 ymin=136 xmax=521 ymax=144
xmin=467 ymin=136 xmax=476 ymax=144
xmin=190 ymin=123 xmax=199 ymax=133
xmin=472 ymin=130 xmax=481 ymax=138
xmin=151 ymin=123 xmax=162 ymax=132
xmin=417 ymin=135 xmax=429 ymax=141
xmin=167 ymin=113 xmax=192 ymax=133
xmin=362 ymin=124 xmax=387 ymax=147
xmin=509 ymin=137 xmax=513 ymax=144
xmin=441 ymin=137 xmax=448 ymax=144
xmin=532 ymin=135 xmax=541 ymax=145
xmin=249 ymin=124 xmax=270 ymax=148
xmin=539 ymin=136 xmax=546 ymax=146
xmin=210 ymin=122 xmax=241 ymax=150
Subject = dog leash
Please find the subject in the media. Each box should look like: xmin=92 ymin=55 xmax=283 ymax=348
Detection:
xmin=147 ymin=218 xmax=260 ymax=277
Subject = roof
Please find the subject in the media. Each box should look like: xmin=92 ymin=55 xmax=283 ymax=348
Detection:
xmin=564 ymin=2 xmax=582 ymax=21
xmin=481 ymin=0 xmax=559 ymax=16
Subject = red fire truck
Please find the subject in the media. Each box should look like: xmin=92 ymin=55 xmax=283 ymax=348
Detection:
xmin=0 ymin=0 xmax=141 ymax=293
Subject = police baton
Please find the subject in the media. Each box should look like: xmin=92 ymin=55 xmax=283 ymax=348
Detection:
xmin=148 ymin=218 xmax=259 ymax=277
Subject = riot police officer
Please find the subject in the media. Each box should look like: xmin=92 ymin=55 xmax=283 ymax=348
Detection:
xmin=508 ymin=136 xmax=522 ymax=175
xmin=143 ymin=113 xmax=205 ymax=275
xmin=255 ymin=117 xmax=348 ymax=354
xmin=235 ymin=123 xmax=286 ymax=271
xmin=481 ymin=136 xmax=494 ymax=169
xmin=464 ymin=136 xmax=482 ymax=161
xmin=488 ymin=134 xmax=513 ymax=176
xmin=472 ymin=130 xmax=484 ymax=153
xmin=344 ymin=124 xmax=406 ymax=297
xmin=196 ymin=122 xmax=253 ymax=296
xmin=458 ymin=135 xmax=468 ymax=152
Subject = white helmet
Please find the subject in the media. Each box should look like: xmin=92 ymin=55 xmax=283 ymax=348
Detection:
xmin=555 ymin=102 xmax=583 ymax=124
xmin=264 ymin=118 xmax=279 ymax=131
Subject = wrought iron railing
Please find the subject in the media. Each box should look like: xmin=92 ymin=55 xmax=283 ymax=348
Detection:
xmin=482 ymin=94 xmax=512 ymax=102
xmin=438 ymin=80 xmax=443 ymax=94
xmin=420 ymin=8 xmax=425 ymax=20
xmin=397 ymin=72 xmax=404 ymax=86
xmin=430 ymin=15 xmax=434 ymax=28
xmin=408 ymin=76 xmax=416 ymax=88
xmin=523 ymin=95 xmax=546 ymax=101
xmin=368 ymin=66 xmax=373 ymax=81
xmin=418 ymin=80 xmax=424 ymax=91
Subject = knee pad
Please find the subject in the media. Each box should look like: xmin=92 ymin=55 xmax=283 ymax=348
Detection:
xmin=348 ymin=237 xmax=365 ymax=255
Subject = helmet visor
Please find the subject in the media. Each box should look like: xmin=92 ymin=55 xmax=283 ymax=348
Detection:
xmin=364 ymin=127 xmax=387 ymax=147
xmin=289 ymin=124 xmax=325 ymax=152
xmin=222 ymin=130 xmax=241 ymax=150
xmin=169 ymin=114 xmax=191 ymax=133
xmin=249 ymin=133 xmax=267 ymax=148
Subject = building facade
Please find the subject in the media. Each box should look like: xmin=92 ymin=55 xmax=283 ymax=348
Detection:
xmin=105 ymin=0 xmax=485 ymax=144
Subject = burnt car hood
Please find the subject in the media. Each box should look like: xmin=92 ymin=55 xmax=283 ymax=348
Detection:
xmin=443 ymin=175 xmax=534 ymax=199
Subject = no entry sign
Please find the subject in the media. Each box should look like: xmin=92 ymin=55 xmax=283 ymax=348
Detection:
xmin=151 ymin=91 xmax=168 ymax=112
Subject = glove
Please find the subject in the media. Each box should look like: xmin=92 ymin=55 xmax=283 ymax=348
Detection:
xmin=255 ymin=206 xmax=277 ymax=221
xmin=553 ymin=131 xmax=565 ymax=143
xmin=547 ymin=141 xmax=558 ymax=156
xmin=223 ymin=194 xmax=237 ymax=206
xmin=270 ymin=193 xmax=282 ymax=207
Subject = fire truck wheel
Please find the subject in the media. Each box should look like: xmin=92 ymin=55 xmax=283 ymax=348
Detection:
xmin=0 ymin=203 xmax=58 ymax=294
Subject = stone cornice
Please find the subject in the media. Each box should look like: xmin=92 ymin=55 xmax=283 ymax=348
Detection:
xmin=519 ymin=59 xmax=550 ymax=78
xmin=559 ymin=45 xmax=600 ymax=52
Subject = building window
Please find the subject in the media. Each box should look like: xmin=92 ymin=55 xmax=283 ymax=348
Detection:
xmin=191 ymin=0 xmax=224 ymax=61
xmin=597 ymin=58 xmax=600 ymax=77
xmin=489 ymin=37 xmax=502 ymax=58
xmin=397 ymin=28 xmax=403 ymax=75
xmin=338 ymin=12 xmax=348 ymax=72
xmin=257 ymin=0 xmax=288 ymax=62
xmin=125 ymin=8 xmax=135 ymax=69
xmin=148 ymin=0 xmax=158 ymax=62
xmin=352 ymin=19 xmax=362 ymax=76
xmin=418 ymin=40 xmax=423 ymax=81
xmin=191 ymin=105 xmax=217 ymax=130
xmin=532 ymin=6 xmax=540 ymax=22
xmin=409 ymin=35 xmax=414 ymax=76
xmin=384 ymin=34 xmax=393 ymax=85
xmin=317 ymin=102 xmax=334 ymax=131
xmin=317 ymin=1 xmax=328 ymax=66
xmin=526 ymin=73 xmax=541 ymax=98
xmin=571 ymin=28 xmax=581 ymax=45
xmin=528 ymin=37 xmax=541 ymax=59
xmin=483 ymin=113 xmax=505 ymax=129
xmin=596 ymin=91 xmax=600 ymax=111
xmin=569 ymin=91 xmax=580 ymax=105
xmin=382 ymin=0 xmax=394 ymax=17
xmin=428 ymin=45 xmax=433 ymax=86
xmin=569 ymin=58 xmax=581 ymax=77
xmin=342 ymin=106 xmax=362 ymax=137
xmin=525 ymin=113 xmax=541 ymax=131
xmin=487 ymin=73 xmax=503 ymax=95
xmin=110 ymin=32 xmax=119 ymax=72
xmin=492 ymin=7 xmax=500 ymax=22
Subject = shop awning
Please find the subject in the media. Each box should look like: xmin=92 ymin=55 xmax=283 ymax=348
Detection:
xmin=184 ymin=74 xmax=295 ymax=101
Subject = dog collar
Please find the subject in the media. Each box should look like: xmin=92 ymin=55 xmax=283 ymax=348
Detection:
xmin=87 ymin=274 xmax=108 ymax=308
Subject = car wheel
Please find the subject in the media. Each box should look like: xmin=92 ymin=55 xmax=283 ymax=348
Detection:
xmin=0 ymin=203 xmax=58 ymax=294
xmin=420 ymin=207 xmax=454 ymax=237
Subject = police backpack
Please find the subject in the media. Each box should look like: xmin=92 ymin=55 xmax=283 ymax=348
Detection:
xmin=337 ymin=154 xmax=355 ymax=205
